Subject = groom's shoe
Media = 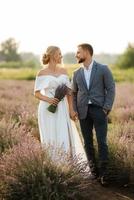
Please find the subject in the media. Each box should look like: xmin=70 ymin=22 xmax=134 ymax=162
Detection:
xmin=89 ymin=172 xmax=98 ymax=180
xmin=99 ymin=175 xmax=109 ymax=187
xmin=88 ymin=161 xmax=98 ymax=180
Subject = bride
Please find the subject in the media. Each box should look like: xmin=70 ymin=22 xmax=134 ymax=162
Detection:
xmin=34 ymin=46 xmax=88 ymax=164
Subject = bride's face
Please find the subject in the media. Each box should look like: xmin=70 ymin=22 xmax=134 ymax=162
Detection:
xmin=53 ymin=49 xmax=62 ymax=64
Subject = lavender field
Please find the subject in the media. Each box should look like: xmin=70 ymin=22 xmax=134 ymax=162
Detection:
xmin=0 ymin=80 xmax=134 ymax=200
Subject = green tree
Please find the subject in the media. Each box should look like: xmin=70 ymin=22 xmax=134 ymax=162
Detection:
xmin=0 ymin=38 xmax=21 ymax=62
xmin=116 ymin=43 xmax=134 ymax=68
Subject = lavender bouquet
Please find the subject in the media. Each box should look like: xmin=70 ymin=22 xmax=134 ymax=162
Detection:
xmin=47 ymin=84 xmax=68 ymax=113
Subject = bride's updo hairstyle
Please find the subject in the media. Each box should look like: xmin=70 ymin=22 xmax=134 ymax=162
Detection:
xmin=42 ymin=46 xmax=59 ymax=65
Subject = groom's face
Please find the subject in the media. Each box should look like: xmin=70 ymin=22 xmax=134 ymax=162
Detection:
xmin=75 ymin=47 xmax=87 ymax=63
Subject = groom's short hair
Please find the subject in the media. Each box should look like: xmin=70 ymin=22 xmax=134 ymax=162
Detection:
xmin=78 ymin=43 xmax=93 ymax=56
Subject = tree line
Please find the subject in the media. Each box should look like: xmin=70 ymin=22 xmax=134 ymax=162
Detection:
xmin=0 ymin=38 xmax=134 ymax=68
xmin=0 ymin=38 xmax=39 ymax=68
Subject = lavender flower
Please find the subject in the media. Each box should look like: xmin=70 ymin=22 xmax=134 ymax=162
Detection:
xmin=47 ymin=84 xmax=68 ymax=113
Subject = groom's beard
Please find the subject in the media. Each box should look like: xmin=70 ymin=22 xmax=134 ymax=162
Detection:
xmin=78 ymin=58 xmax=86 ymax=63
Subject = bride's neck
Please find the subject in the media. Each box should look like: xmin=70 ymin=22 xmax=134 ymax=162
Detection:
xmin=48 ymin=62 xmax=57 ymax=72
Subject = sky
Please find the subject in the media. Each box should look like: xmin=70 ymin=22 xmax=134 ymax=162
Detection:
xmin=0 ymin=0 xmax=134 ymax=55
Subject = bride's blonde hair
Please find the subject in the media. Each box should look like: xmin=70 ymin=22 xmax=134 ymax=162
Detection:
xmin=42 ymin=46 xmax=59 ymax=65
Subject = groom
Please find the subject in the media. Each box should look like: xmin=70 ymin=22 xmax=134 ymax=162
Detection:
xmin=72 ymin=43 xmax=115 ymax=185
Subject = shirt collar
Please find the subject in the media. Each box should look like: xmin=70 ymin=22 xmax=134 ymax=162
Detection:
xmin=82 ymin=60 xmax=94 ymax=70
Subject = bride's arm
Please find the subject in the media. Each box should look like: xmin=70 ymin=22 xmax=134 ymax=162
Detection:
xmin=67 ymin=91 xmax=78 ymax=120
xmin=34 ymin=91 xmax=59 ymax=105
xmin=56 ymin=67 xmax=77 ymax=119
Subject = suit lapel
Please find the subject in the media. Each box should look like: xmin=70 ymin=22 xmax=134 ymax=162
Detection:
xmin=88 ymin=61 xmax=97 ymax=91
xmin=80 ymin=67 xmax=88 ymax=91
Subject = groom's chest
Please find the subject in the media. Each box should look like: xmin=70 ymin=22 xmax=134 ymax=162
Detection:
xmin=76 ymin=69 xmax=103 ymax=90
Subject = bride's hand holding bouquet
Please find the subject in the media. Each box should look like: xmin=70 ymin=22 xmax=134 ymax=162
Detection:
xmin=47 ymin=97 xmax=59 ymax=106
xmin=47 ymin=84 xmax=68 ymax=113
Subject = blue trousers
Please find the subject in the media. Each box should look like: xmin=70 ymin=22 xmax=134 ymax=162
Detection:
xmin=80 ymin=104 xmax=108 ymax=176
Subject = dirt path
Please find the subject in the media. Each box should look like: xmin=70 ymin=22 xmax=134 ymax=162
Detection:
xmin=87 ymin=182 xmax=134 ymax=200
xmin=107 ymin=186 xmax=134 ymax=200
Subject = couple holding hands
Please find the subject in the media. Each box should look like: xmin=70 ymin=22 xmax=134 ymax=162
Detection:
xmin=34 ymin=43 xmax=115 ymax=186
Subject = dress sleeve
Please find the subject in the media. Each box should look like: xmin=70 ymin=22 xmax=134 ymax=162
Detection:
xmin=34 ymin=76 xmax=49 ymax=93
xmin=65 ymin=76 xmax=72 ymax=89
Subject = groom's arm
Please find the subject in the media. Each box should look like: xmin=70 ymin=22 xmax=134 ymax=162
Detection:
xmin=103 ymin=66 xmax=115 ymax=112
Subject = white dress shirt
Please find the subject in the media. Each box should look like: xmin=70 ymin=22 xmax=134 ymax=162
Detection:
xmin=83 ymin=60 xmax=94 ymax=104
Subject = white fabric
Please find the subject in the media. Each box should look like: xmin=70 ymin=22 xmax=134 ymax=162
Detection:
xmin=82 ymin=60 xmax=94 ymax=103
xmin=34 ymin=74 xmax=88 ymax=163
xmin=83 ymin=61 xmax=93 ymax=89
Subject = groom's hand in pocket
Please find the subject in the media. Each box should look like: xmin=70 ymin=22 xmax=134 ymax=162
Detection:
xmin=103 ymin=108 xmax=110 ymax=115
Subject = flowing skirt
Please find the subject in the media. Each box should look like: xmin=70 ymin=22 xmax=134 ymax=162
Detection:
xmin=38 ymin=97 xmax=88 ymax=165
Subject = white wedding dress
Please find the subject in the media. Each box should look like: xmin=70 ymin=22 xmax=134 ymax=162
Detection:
xmin=34 ymin=74 xmax=88 ymax=164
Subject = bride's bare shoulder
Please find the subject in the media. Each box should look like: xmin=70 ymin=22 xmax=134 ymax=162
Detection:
xmin=59 ymin=67 xmax=68 ymax=75
xmin=37 ymin=68 xmax=49 ymax=76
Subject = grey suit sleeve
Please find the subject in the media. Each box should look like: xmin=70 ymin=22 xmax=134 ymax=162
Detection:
xmin=103 ymin=66 xmax=115 ymax=111
xmin=71 ymin=72 xmax=78 ymax=112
